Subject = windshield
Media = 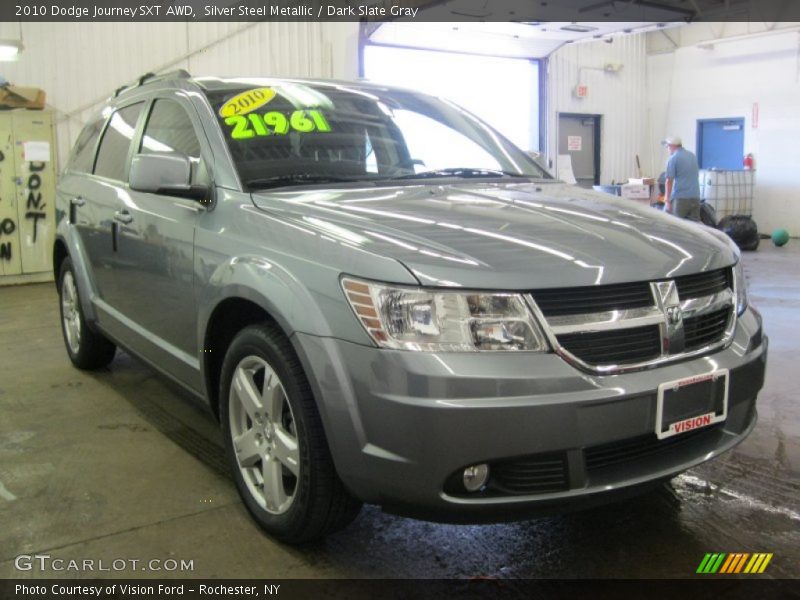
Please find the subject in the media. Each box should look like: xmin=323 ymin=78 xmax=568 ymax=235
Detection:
xmin=202 ymin=81 xmax=550 ymax=190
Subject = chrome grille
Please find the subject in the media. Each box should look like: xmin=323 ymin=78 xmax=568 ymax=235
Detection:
xmin=674 ymin=268 xmax=731 ymax=299
xmin=529 ymin=267 xmax=735 ymax=373
xmin=531 ymin=281 xmax=652 ymax=317
xmin=557 ymin=325 xmax=661 ymax=365
xmin=684 ymin=307 xmax=731 ymax=351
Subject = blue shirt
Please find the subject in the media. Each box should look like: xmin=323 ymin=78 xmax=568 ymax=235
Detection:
xmin=665 ymin=147 xmax=701 ymax=200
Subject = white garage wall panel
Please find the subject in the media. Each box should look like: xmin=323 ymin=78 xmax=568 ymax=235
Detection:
xmin=0 ymin=22 xmax=359 ymax=169
xmin=647 ymin=30 xmax=800 ymax=233
xmin=547 ymin=34 xmax=647 ymax=185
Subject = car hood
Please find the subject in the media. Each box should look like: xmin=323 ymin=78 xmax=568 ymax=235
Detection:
xmin=250 ymin=181 xmax=736 ymax=289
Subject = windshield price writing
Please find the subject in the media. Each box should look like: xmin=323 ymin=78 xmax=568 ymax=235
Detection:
xmin=225 ymin=110 xmax=331 ymax=139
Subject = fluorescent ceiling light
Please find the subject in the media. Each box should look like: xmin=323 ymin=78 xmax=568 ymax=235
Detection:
xmin=560 ymin=25 xmax=599 ymax=33
xmin=0 ymin=40 xmax=23 ymax=61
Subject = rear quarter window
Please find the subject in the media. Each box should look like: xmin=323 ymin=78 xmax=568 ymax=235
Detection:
xmin=67 ymin=119 xmax=104 ymax=173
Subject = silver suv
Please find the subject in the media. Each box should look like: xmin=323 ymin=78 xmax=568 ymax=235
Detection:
xmin=55 ymin=71 xmax=767 ymax=542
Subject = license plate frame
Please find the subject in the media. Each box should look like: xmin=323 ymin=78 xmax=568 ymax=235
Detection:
xmin=655 ymin=370 xmax=729 ymax=440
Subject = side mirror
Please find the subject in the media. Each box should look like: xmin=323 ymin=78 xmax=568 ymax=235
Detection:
xmin=130 ymin=153 xmax=208 ymax=201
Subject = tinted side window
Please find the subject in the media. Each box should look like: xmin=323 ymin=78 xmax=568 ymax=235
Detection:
xmin=93 ymin=103 xmax=144 ymax=181
xmin=140 ymin=99 xmax=208 ymax=185
xmin=67 ymin=119 xmax=104 ymax=173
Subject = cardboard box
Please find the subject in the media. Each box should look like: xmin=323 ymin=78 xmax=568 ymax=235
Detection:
xmin=621 ymin=183 xmax=651 ymax=199
xmin=0 ymin=85 xmax=46 ymax=110
xmin=628 ymin=177 xmax=656 ymax=186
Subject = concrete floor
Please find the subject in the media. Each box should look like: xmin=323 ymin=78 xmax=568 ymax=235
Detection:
xmin=0 ymin=243 xmax=798 ymax=580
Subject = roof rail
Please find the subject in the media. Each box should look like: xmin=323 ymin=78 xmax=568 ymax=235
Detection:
xmin=113 ymin=69 xmax=192 ymax=97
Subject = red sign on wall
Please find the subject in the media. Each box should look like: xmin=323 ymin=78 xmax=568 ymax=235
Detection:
xmin=574 ymin=85 xmax=588 ymax=98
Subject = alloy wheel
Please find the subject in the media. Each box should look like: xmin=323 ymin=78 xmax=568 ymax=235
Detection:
xmin=61 ymin=271 xmax=82 ymax=355
xmin=228 ymin=355 xmax=300 ymax=515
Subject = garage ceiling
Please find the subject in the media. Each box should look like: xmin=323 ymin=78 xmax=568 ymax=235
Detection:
xmin=367 ymin=21 xmax=682 ymax=58
xmin=397 ymin=0 xmax=776 ymax=22
xmin=366 ymin=0 xmax=794 ymax=56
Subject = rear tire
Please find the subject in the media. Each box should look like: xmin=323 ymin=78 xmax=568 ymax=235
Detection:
xmin=58 ymin=257 xmax=116 ymax=370
xmin=220 ymin=322 xmax=361 ymax=543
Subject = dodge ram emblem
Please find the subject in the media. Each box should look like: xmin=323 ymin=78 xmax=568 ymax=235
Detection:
xmin=666 ymin=305 xmax=684 ymax=326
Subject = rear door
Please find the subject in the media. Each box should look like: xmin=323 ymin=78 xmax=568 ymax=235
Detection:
xmin=109 ymin=95 xmax=210 ymax=390
xmin=62 ymin=103 xmax=145 ymax=308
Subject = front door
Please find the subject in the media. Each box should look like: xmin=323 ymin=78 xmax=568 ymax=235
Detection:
xmin=110 ymin=96 xmax=209 ymax=390
xmin=558 ymin=114 xmax=600 ymax=188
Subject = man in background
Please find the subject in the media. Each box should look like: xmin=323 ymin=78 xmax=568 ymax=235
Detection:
xmin=663 ymin=136 xmax=701 ymax=221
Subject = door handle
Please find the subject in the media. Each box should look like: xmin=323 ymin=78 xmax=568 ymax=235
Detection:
xmin=114 ymin=210 xmax=134 ymax=224
xmin=69 ymin=197 xmax=85 ymax=224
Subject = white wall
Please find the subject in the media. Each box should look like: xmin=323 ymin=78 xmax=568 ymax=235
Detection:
xmin=547 ymin=33 xmax=648 ymax=185
xmin=0 ymin=22 xmax=359 ymax=169
xmin=646 ymin=25 xmax=800 ymax=233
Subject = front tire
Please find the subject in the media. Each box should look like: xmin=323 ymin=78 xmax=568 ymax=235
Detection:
xmin=58 ymin=257 xmax=116 ymax=370
xmin=220 ymin=323 xmax=361 ymax=543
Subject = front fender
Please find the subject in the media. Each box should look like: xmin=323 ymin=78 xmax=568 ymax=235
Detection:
xmin=195 ymin=192 xmax=419 ymax=349
xmin=196 ymin=253 xmax=342 ymax=350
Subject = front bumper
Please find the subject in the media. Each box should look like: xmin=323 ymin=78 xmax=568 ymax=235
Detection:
xmin=293 ymin=307 xmax=767 ymax=522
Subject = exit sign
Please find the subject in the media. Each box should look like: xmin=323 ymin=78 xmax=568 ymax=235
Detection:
xmin=574 ymin=84 xmax=589 ymax=98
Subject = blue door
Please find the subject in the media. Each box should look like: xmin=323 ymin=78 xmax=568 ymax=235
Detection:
xmin=697 ymin=118 xmax=744 ymax=169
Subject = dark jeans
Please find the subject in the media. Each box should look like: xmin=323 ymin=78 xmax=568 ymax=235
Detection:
xmin=671 ymin=197 xmax=701 ymax=221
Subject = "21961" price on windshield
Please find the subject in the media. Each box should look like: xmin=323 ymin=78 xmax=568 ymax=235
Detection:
xmin=225 ymin=110 xmax=331 ymax=139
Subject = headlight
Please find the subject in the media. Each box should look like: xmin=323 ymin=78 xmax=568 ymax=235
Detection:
xmin=342 ymin=278 xmax=549 ymax=352
xmin=733 ymin=260 xmax=749 ymax=316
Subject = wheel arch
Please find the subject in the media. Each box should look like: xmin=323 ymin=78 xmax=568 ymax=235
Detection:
xmin=201 ymin=287 xmax=330 ymax=426
xmin=52 ymin=233 xmax=100 ymax=326
xmin=202 ymin=294 xmax=288 ymax=421
xmin=53 ymin=237 xmax=69 ymax=288
xmin=197 ymin=252 xmax=346 ymax=419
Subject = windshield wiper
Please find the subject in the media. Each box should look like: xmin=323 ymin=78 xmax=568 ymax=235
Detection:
xmin=389 ymin=168 xmax=528 ymax=181
xmin=245 ymin=174 xmax=366 ymax=190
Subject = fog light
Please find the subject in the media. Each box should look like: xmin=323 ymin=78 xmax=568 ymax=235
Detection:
xmin=463 ymin=464 xmax=489 ymax=492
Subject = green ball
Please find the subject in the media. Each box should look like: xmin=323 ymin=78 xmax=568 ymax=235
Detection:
xmin=772 ymin=228 xmax=790 ymax=247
